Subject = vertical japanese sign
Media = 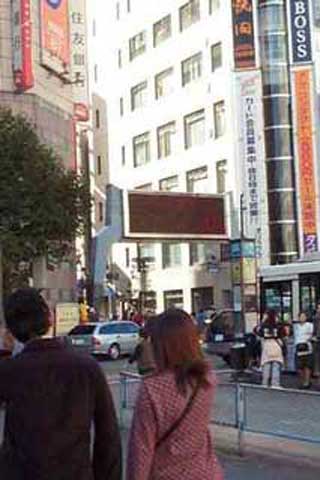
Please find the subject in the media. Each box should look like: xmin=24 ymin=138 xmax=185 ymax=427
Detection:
xmin=294 ymin=69 xmax=318 ymax=253
xmin=12 ymin=0 xmax=34 ymax=91
xmin=288 ymin=0 xmax=312 ymax=64
xmin=235 ymin=71 xmax=264 ymax=238
xmin=232 ymin=0 xmax=256 ymax=70
xmin=40 ymin=0 xmax=70 ymax=75
xmin=69 ymin=0 xmax=89 ymax=122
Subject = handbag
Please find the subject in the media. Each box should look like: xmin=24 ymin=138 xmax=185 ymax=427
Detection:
xmin=296 ymin=342 xmax=312 ymax=356
xmin=156 ymin=383 xmax=199 ymax=448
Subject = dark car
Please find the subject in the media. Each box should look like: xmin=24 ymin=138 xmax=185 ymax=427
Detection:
xmin=203 ymin=309 xmax=260 ymax=369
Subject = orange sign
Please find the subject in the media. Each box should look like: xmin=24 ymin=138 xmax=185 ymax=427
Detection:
xmin=40 ymin=0 xmax=70 ymax=74
xmin=295 ymin=69 xmax=318 ymax=252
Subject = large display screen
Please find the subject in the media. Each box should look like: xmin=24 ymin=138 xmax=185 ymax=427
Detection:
xmin=124 ymin=192 xmax=226 ymax=239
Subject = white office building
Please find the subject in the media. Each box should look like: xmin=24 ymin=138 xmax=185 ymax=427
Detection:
xmin=88 ymin=0 xmax=267 ymax=315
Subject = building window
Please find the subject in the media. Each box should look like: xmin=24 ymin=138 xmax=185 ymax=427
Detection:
xmin=209 ymin=0 xmax=220 ymax=14
xmin=164 ymin=290 xmax=184 ymax=309
xmin=153 ymin=15 xmax=171 ymax=47
xmin=95 ymin=109 xmax=100 ymax=128
xmin=97 ymin=155 xmax=102 ymax=175
xmin=155 ymin=67 xmax=174 ymax=99
xmin=187 ymin=166 xmax=208 ymax=193
xmin=182 ymin=52 xmax=202 ymax=86
xmin=184 ymin=109 xmax=205 ymax=149
xmin=214 ymin=101 xmax=225 ymax=138
xmin=118 ymin=49 xmax=122 ymax=68
xmin=190 ymin=243 xmax=215 ymax=265
xmin=98 ymin=202 xmax=103 ymax=222
xmin=216 ymin=160 xmax=227 ymax=193
xmin=94 ymin=64 xmax=98 ymax=82
xmin=220 ymin=243 xmax=230 ymax=262
xmin=125 ymin=248 xmax=130 ymax=268
xmin=129 ymin=31 xmax=146 ymax=60
xmin=121 ymin=146 xmax=126 ymax=166
xmin=162 ymin=244 xmax=182 ymax=268
xmin=211 ymin=43 xmax=222 ymax=71
xmin=135 ymin=183 xmax=152 ymax=191
xmin=159 ymin=175 xmax=179 ymax=192
xmin=120 ymin=97 xmax=124 ymax=116
xmin=222 ymin=290 xmax=232 ymax=308
xmin=131 ymin=81 xmax=147 ymax=111
xmin=133 ymin=132 xmax=150 ymax=167
xmin=180 ymin=0 xmax=200 ymax=32
xmin=116 ymin=2 xmax=120 ymax=20
xmin=92 ymin=19 xmax=96 ymax=36
xmin=127 ymin=0 xmax=131 ymax=12
xmin=139 ymin=243 xmax=155 ymax=261
xmin=157 ymin=121 xmax=175 ymax=159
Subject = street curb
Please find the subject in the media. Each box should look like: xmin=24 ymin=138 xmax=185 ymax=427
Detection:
xmin=212 ymin=425 xmax=320 ymax=468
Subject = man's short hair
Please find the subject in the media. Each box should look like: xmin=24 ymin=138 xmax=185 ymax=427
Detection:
xmin=4 ymin=288 xmax=51 ymax=343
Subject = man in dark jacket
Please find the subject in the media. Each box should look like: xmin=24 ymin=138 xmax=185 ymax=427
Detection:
xmin=0 ymin=288 xmax=122 ymax=480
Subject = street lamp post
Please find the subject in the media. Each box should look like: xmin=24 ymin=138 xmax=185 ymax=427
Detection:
xmin=240 ymin=193 xmax=246 ymax=333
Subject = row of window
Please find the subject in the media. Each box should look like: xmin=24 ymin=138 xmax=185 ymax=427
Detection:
xmin=126 ymin=241 xmax=230 ymax=270
xmin=129 ymin=104 xmax=225 ymax=168
xmin=127 ymin=44 xmax=222 ymax=114
xmin=127 ymin=0 xmax=220 ymax=61
xmin=135 ymin=160 xmax=227 ymax=195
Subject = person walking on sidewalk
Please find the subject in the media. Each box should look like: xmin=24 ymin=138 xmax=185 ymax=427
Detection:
xmin=255 ymin=310 xmax=285 ymax=388
xmin=126 ymin=309 xmax=223 ymax=480
xmin=294 ymin=311 xmax=314 ymax=389
xmin=0 ymin=288 xmax=122 ymax=480
xmin=312 ymin=303 xmax=320 ymax=378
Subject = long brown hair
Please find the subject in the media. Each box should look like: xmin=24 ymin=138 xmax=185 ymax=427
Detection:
xmin=151 ymin=309 xmax=209 ymax=394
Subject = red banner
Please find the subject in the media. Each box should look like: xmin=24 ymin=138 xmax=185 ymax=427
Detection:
xmin=12 ymin=0 xmax=34 ymax=91
xmin=295 ymin=69 xmax=318 ymax=252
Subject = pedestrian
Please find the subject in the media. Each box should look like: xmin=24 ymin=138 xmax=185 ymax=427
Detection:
xmin=294 ymin=311 xmax=314 ymax=389
xmin=255 ymin=310 xmax=285 ymax=388
xmin=312 ymin=303 xmax=320 ymax=378
xmin=0 ymin=288 xmax=122 ymax=479
xmin=128 ymin=320 xmax=156 ymax=376
xmin=126 ymin=308 xmax=224 ymax=480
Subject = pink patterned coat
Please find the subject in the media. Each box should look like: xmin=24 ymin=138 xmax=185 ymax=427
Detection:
xmin=126 ymin=370 xmax=224 ymax=480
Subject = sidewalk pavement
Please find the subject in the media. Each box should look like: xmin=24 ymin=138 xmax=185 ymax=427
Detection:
xmin=121 ymin=428 xmax=320 ymax=479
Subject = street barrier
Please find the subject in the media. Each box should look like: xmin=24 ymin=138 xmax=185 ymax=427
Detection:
xmin=118 ymin=370 xmax=320 ymax=452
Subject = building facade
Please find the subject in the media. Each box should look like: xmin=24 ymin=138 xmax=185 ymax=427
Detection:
xmin=90 ymin=0 xmax=320 ymax=322
xmin=0 ymin=0 xmax=89 ymax=310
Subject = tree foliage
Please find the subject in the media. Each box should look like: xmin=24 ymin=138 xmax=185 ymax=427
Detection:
xmin=0 ymin=108 xmax=91 ymax=294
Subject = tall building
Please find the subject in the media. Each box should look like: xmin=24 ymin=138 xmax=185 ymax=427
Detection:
xmin=0 ymin=0 xmax=89 ymax=310
xmin=90 ymin=0 xmax=320 ymax=322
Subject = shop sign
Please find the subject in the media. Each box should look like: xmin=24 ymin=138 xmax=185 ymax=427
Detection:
xmin=242 ymin=258 xmax=256 ymax=284
xmin=232 ymin=262 xmax=241 ymax=284
xmin=69 ymin=0 xmax=89 ymax=122
xmin=232 ymin=0 xmax=256 ymax=70
xmin=294 ymin=68 xmax=318 ymax=252
xmin=55 ymin=303 xmax=79 ymax=336
xmin=231 ymin=240 xmax=242 ymax=259
xmin=40 ymin=0 xmax=70 ymax=75
xmin=288 ymin=0 xmax=312 ymax=64
xmin=12 ymin=0 xmax=34 ymax=91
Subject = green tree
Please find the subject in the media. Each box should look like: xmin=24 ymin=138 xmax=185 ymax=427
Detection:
xmin=0 ymin=108 xmax=91 ymax=318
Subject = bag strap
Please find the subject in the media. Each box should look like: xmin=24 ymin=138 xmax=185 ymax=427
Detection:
xmin=156 ymin=383 xmax=199 ymax=448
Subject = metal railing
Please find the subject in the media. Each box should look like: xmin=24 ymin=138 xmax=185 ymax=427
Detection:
xmin=119 ymin=370 xmax=320 ymax=452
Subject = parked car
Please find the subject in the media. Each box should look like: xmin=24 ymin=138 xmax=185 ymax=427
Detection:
xmin=68 ymin=321 xmax=140 ymax=360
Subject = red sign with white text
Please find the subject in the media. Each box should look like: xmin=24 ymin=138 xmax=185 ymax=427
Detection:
xmin=12 ymin=0 xmax=34 ymax=91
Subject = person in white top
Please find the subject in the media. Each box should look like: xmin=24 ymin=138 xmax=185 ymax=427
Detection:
xmin=294 ymin=312 xmax=314 ymax=389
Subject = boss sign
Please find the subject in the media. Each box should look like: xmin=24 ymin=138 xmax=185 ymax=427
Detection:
xmin=289 ymin=0 xmax=312 ymax=64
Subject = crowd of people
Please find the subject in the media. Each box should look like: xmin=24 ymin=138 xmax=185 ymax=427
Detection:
xmin=0 ymin=288 xmax=223 ymax=480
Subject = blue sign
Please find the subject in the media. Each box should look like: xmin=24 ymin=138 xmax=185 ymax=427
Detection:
xmin=289 ymin=0 xmax=312 ymax=64
xmin=46 ymin=0 xmax=62 ymax=9
xmin=231 ymin=240 xmax=241 ymax=259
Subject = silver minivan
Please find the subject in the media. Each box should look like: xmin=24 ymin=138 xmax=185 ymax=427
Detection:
xmin=68 ymin=321 xmax=140 ymax=360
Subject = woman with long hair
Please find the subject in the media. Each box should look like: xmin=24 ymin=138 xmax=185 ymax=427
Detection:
xmin=126 ymin=309 xmax=223 ymax=480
